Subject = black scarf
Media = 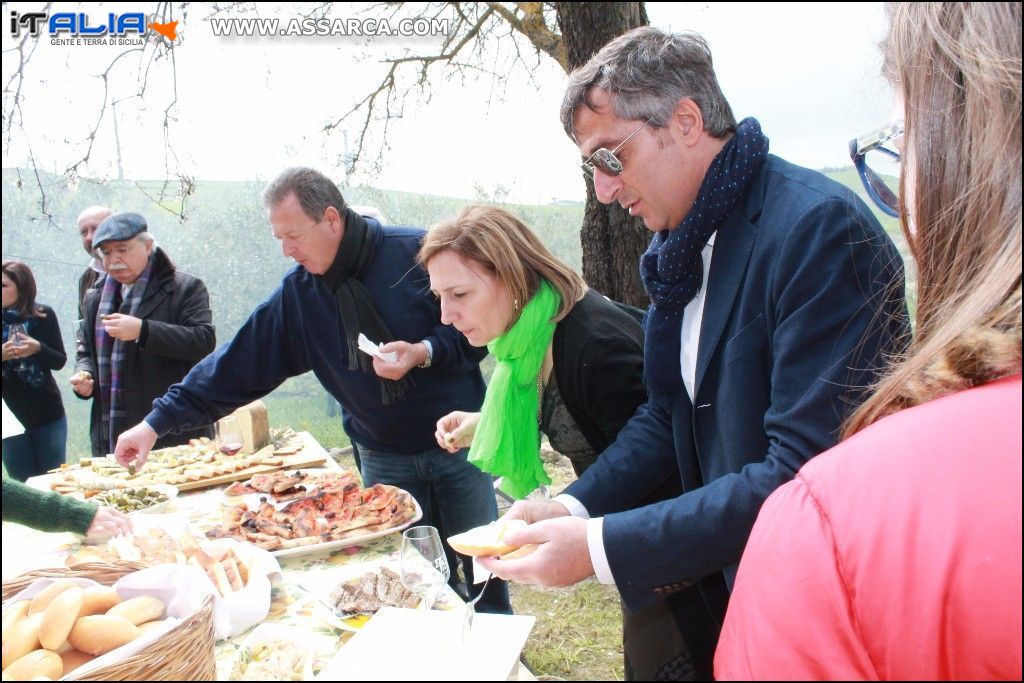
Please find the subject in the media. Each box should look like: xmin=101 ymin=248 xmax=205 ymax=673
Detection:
xmin=640 ymin=117 xmax=769 ymax=396
xmin=319 ymin=209 xmax=412 ymax=405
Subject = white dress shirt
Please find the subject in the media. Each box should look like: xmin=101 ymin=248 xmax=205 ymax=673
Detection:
xmin=554 ymin=234 xmax=716 ymax=584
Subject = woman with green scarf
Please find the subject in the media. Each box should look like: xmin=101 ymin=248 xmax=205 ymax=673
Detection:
xmin=420 ymin=205 xmax=685 ymax=680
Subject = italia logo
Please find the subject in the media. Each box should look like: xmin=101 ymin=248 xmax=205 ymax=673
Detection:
xmin=9 ymin=11 xmax=179 ymax=42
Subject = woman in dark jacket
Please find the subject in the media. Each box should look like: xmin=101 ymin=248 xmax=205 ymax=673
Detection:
xmin=70 ymin=212 xmax=216 ymax=457
xmin=2 ymin=261 xmax=68 ymax=480
xmin=420 ymin=205 xmax=684 ymax=680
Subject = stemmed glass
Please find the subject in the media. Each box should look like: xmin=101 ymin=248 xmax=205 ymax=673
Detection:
xmin=400 ymin=526 xmax=450 ymax=611
xmin=216 ymin=415 xmax=244 ymax=455
xmin=8 ymin=323 xmax=29 ymax=372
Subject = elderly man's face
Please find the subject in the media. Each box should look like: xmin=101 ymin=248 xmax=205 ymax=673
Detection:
xmin=573 ymin=89 xmax=699 ymax=233
xmin=98 ymin=238 xmax=153 ymax=285
xmin=269 ymin=193 xmax=343 ymax=275
xmin=78 ymin=210 xmax=112 ymax=256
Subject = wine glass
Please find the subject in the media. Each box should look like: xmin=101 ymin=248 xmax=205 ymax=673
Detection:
xmin=8 ymin=323 xmax=29 ymax=372
xmin=400 ymin=525 xmax=450 ymax=611
xmin=216 ymin=415 xmax=244 ymax=455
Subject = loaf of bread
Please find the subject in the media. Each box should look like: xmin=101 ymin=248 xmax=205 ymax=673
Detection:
xmin=447 ymin=519 xmax=533 ymax=557
xmin=27 ymin=581 xmax=78 ymax=616
xmin=2 ymin=613 xmax=44 ymax=669
xmin=136 ymin=620 xmax=168 ymax=637
xmin=1 ymin=648 xmax=62 ymax=681
xmin=66 ymin=615 xmax=140 ymax=656
xmin=58 ymin=648 xmax=95 ymax=676
xmin=500 ymin=543 xmax=539 ymax=560
xmin=2 ymin=600 xmax=31 ymax=642
xmin=105 ymin=596 xmax=164 ymax=626
xmin=77 ymin=586 xmax=122 ymax=618
xmin=39 ymin=586 xmax=84 ymax=651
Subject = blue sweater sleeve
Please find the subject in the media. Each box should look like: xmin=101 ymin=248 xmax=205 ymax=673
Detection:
xmin=423 ymin=322 xmax=488 ymax=373
xmin=146 ymin=285 xmax=309 ymax=436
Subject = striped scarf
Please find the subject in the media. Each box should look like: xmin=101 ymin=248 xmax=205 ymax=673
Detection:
xmin=95 ymin=256 xmax=153 ymax=453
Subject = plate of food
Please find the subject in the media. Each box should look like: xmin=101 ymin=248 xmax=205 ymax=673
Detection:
xmin=206 ymin=472 xmax=422 ymax=557
xmin=90 ymin=484 xmax=178 ymax=515
xmin=299 ymin=555 xmax=455 ymax=631
xmin=230 ymin=623 xmax=314 ymax=681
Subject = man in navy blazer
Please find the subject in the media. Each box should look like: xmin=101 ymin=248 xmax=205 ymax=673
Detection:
xmin=480 ymin=27 xmax=909 ymax=679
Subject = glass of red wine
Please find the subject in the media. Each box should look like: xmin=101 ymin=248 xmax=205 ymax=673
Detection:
xmin=216 ymin=415 xmax=244 ymax=456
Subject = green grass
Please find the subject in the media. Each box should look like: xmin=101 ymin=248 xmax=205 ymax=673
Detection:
xmin=513 ymin=580 xmax=625 ymax=680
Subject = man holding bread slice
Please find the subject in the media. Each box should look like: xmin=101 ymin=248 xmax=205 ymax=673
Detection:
xmin=478 ymin=27 xmax=909 ymax=679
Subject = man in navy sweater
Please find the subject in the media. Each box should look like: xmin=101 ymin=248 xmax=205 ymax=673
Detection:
xmin=114 ymin=167 xmax=510 ymax=613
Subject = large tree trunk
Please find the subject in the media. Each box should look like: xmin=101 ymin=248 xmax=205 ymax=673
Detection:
xmin=554 ymin=2 xmax=650 ymax=308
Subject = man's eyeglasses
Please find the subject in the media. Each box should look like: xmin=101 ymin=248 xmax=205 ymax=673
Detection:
xmin=581 ymin=118 xmax=652 ymax=179
xmin=850 ymin=122 xmax=903 ymax=218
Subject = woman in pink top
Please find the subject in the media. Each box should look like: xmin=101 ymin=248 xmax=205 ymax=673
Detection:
xmin=715 ymin=3 xmax=1022 ymax=680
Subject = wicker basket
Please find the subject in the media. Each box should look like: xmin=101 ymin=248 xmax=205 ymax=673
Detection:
xmin=1 ymin=561 xmax=147 ymax=601
xmin=2 ymin=563 xmax=217 ymax=681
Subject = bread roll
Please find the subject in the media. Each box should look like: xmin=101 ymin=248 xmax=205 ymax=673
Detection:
xmin=2 ymin=600 xmax=31 ymax=642
xmin=105 ymin=596 xmax=164 ymax=626
xmin=136 ymin=620 xmax=167 ymax=637
xmin=447 ymin=519 xmax=529 ymax=557
xmin=66 ymin=615 xmax=140 ymax=656
xmin=77 ymin=587 xmax=122 ymax=618
xmin=39 ymin=587 xmax=84 ymax=651
xmin=57 ymin=649 xmax=95 ymax=676
xmin=0 ymin=649 xmax=62 ymax=681
xmin=501 ymin=543 xmax=539 ymax=560
xmin=27 ymin=581 xmax=78 ymax=617
xmin=2 ymin=614 xmax=44 ymax=669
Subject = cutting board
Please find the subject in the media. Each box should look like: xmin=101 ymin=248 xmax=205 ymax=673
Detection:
xmin=174 ymin=432 xmax=327 ymax=491
xmin=27 ymin=432 xmax=328 ymax=494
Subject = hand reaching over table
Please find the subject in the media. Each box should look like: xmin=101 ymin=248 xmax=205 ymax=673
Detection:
xmin=114 ymin=421 xmax=159 ymax=469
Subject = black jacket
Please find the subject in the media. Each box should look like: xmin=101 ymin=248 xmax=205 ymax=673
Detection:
xmin=2 ymin=304 xmax=66 ymax=429
xmin=551 ymin=289 xmax=681 ymax=503
xmin=76 ymin=248 xmax=216 ymax=456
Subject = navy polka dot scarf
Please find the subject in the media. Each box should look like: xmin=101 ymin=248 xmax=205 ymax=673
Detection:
xmin=640 ymin=117 xmax=769 ymax=396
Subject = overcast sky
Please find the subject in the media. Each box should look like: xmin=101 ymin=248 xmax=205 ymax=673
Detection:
xmin=2 ymin=2 xmax=893 ymax=205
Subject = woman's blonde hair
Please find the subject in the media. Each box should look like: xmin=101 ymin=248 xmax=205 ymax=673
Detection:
xmin=418 ymin=205 xmax=587 ymax=323
xmin=845 ymin=2 xmax=1022 ymax=436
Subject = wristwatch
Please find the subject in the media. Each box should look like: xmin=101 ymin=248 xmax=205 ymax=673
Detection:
xmin=418 ymin=339 xmax=433 ymax=368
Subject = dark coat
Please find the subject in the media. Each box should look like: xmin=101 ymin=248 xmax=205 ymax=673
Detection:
xmin=551 ymin=289 xmax=681 ymax=503
xmin=564 ymin=155 xmax=909 ymax=664
xmin=76 ymin=247 xmax=216 ymax=456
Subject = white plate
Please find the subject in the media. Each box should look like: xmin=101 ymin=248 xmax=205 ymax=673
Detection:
xmin=230 ymin=622 xmax=314 ymax=680
xmin=315 ymin=607 xmax=536 ymax=681
xmin=270 ymin=494 xmax=423 ymax=559
xmin=90 ymin=483 xmax=179 ymax=516
xmin=128 ymin=484 xmax=179 ymax=515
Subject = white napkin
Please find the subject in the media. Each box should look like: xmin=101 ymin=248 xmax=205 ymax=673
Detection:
xmin=357 ymin=333 xmax=399 ymax=363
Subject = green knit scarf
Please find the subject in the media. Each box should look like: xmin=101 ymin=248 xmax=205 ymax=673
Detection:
xmin=469 ymin=280 xmax=559 ymax=499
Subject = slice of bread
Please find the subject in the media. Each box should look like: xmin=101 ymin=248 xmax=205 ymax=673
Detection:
xmin=447 ymin=519 xmax=529 ymax=557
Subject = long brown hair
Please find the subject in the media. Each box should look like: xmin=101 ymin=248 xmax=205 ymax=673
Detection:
xmin=418 ymin=205 xmax=587 ymax=324
xmin=845 ymin=2 xmax=1022 ymax=435
xmin=1 ymin=261 xmax=46 ymax=319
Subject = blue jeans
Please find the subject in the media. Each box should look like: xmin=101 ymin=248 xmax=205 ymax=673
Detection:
xmin=357 ymin=443 xmax=512 ymax=615
xmin=2 ymin=415 xmax=67 ymax=481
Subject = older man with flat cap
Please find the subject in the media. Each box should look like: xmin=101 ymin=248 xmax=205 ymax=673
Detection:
xmin=71 ymin=212 xmax=216 ymax=457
